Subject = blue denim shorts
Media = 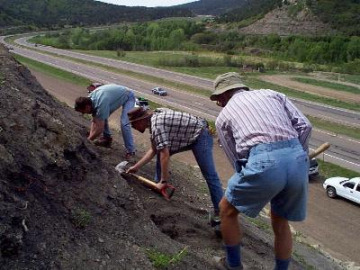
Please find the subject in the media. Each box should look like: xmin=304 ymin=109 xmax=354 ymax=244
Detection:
xmin=225 ymin=138 xmax=309 ymax=221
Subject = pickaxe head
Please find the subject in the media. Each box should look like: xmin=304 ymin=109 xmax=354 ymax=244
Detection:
xmin=115 ymin=161 xmax=130 ymax=174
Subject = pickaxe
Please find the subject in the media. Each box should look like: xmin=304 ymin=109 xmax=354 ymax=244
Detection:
xmin=115 ymin=161 xmax=175 ymax=201
xmin=309 ymin=142 xmax=330 ymax=159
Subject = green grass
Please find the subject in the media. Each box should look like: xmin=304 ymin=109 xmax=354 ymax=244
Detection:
xmin=244 ymin=77 xmax=360 ymax=112
xmin=307 ymin=116 xmax=360 ymax=140
xmin=26 ymin=49 xmax=212 ymax=96
xmin=14 ymin=55 xmax=91 ymax=87
xmin=75 ymin=49 xmax=240 ymax=79
xmin=146 ymin=247 xmax=188 ymax=268
xmin=318 ymin=160 xmax=358 ymax=179
xmin=71 ymin=208 xmax=91 ymax=228
xmin=314 ymin=72 xmax=360 ymax=85
xmin=293 ymin=77 xmax=360 ymax=94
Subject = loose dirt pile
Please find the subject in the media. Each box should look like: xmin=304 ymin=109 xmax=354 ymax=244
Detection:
xmin=0 ymin=45 xmax=342 ymax=269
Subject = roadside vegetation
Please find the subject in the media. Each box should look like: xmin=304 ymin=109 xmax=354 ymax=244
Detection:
xmin=318 ymin=160 xmax=358 ymax=180
xmin=307 ymin=116 xmax=360 ymax=140
xmin=30 ymin=18 xmax=360 ymax=75
xmin=293 ymin=77 xmax=360 ymax=95
xmin=244 ymin=77 xmax=360 ymax=112
xmin=14 ymin=55 xmax=90 ymax=86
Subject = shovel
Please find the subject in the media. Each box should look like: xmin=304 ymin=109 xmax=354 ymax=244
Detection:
xmin=115 ymin=161 xmax=175 ymax=201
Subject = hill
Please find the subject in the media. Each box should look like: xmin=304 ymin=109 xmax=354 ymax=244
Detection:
xmin=176 ymin=0 xmax=248 ymax=15
xmin=215 ymin=0 xmax=359 ymax=36
xmin=235 ymin=3 xmax=333 ymax=36
xmin=0 ymin=44 xmax=345 ymax=269
xmin=0 ymin=0 xmax=192 ymax=28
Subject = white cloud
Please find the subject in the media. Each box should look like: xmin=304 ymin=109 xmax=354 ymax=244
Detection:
xmin=96 ymin=0 xmax=198 ymax=7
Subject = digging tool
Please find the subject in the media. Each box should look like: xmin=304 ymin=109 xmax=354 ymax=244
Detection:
xmin=309 ymin=142 xmax=330 ymax=159
xmin=115 ymin=161 xmax=175 ymax=201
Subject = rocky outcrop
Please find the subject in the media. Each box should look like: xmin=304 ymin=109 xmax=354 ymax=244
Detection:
xmin=238 ymin=6 xmax=334 ymax=36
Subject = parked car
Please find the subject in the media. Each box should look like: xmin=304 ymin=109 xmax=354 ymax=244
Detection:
xmin=308 ymin=158 xmax=319 ymax=179
xmin=135 ymin=97 xmax=149 ymax=110
xmin=323 ymin=176 xmax=360 ymax=204
xmin=152 ymin=87 xmax=167 ymax=96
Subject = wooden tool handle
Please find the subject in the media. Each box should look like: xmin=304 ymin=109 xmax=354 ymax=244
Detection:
xmin=133 ymin=174 xmax=159 ymax=189
xmin=309 ymin=142 xmax=330 ymax=159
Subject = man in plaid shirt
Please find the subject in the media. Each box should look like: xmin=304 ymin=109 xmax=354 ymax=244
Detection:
xmin=126 ymin=107 xmax=224 ymax=232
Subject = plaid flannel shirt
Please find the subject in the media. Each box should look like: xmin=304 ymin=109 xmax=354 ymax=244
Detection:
xmin=150 ymin=108 xmax=206 ymax=153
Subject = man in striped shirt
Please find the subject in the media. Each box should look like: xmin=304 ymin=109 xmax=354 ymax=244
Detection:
xmin=125 ymin=107 xmax=224 ymax=230
xmin=211 ymin=72 xmax=312 ymax=270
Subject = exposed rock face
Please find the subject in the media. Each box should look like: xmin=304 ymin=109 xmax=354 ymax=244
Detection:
xmin=239 ymin=6 xmax=334 ymax=36
xmin=0 ymin=45 xmax=207 ymax=269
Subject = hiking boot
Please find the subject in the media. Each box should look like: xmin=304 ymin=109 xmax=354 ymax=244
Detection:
xmin=125 ymin=152 xmax=136 ymax=160
xmin=94 ymin=137 xmax=112 ymax=147
xmin=214 ymin=256 xmax=243 ymax=270
xmin=209 ymin=212 xmax=222 ymax=238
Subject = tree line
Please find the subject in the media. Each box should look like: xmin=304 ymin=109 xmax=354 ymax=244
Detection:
xmin=0 ymin=0 xmax=192 ymax=28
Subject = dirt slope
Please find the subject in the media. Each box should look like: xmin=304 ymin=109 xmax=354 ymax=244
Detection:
xmin=0 ymin=45 xmax=343 ymax=269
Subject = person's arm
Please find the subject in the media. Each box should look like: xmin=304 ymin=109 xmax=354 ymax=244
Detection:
xmin=284 ymin=96 xmax=312 ymax=152
xmin=159 ymin=147 xmax=170 ymax=183
xmin=126 ymin=146 xmax=157 ymax=173
xmin=88 ymin=117 xmax=105 ymax=141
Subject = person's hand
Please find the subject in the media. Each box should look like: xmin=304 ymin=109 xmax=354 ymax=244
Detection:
xmin=155 ymin=180 xmax=168 ymax=190
xmin=126 ymin=166 xmax=138 ymax=174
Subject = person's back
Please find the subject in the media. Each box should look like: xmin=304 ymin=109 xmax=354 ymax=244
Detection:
xmin=218 ymin=89 xmax=309 ymax=157
xmin=150 ymin=108 xmax=204 ymax=154
xmin=75 ymin=83 xmax=136 ymax=157
xmin=90 ymin=84 xmax=130 ymax=119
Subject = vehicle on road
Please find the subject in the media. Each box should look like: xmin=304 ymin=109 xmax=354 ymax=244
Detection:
xmin=151 ymin=87 xmax=167 ymax=96
xmin=308 ymin=158 xmax=319 ymax=180
xmin=135 ymin=97 xmax=149 ymax=110
xmin=323 ymin=176 xmax=360 ymax=204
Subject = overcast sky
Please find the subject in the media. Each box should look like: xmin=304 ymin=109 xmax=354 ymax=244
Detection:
xmin=97 ymin=0 xmax=198 ymax=7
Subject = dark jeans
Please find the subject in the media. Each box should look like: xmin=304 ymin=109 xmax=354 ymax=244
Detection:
xmin=155 ymin=128 xmax=223 ymax=212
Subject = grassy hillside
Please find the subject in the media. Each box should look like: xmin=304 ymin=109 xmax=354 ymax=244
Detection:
xmin=215 ymin=0 xmax=281 ymax=23
xmin=0 ymin=0 xmax=192 ymax=29
xmin=310 ymin=0 xmax=360 ymax=35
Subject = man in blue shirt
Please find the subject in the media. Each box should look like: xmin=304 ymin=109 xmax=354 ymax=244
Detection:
xmin=75 ymin=83 xmax=136 ymax=159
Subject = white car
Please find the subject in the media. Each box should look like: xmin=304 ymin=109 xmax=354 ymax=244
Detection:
xmin=323 ymin=177 xmax=360 ymax=204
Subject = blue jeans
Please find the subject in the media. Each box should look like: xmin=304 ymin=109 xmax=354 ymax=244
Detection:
xmin=155 ymin=128 xmax=224 ymax=212
xmin=103 ymin=92 xmax=136 ymax=153
xmin=226 ymin=138 xmax=309 ymax=221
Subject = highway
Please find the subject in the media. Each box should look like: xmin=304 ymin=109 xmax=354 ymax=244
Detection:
xmin=1 ymin=35 xmax=359 ymax=172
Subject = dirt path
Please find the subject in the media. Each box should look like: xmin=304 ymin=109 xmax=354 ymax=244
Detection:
xmin=259 ymin=74 xmax=360 ymax=104
xmin=30 ymin=70 xmax=358 ymax=268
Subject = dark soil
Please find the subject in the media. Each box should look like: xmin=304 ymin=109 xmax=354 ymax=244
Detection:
xmin=0 ymin=44 xmax=343 ymax=270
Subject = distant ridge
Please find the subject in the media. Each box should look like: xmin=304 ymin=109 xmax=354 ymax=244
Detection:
xmin=0 ymin=0 xmax=193 ymax=28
